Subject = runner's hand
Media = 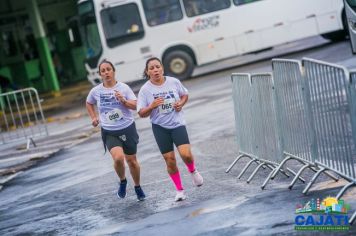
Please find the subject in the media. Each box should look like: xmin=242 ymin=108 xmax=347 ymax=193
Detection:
xmin=114 ymin=90 xmax=126 ymax=104
xmin=173 ymin=101 xmax=183 ymax=112
xmin=92 ymin=117 xmax=99 ymax=127
xmin=150 ymin=97 xmax=164 ymax=109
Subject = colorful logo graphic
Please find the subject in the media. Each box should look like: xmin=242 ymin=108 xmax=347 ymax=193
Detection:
xmin=295 ymin=197 xmax=350 ymax=231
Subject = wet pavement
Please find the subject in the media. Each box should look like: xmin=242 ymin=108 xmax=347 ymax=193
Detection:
xmin=0 ymin=37 xmax=355 ymax=235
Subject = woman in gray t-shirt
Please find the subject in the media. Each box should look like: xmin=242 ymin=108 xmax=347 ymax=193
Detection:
xmin=86 ymin=60 xmax=145 ymax=201
xmin=137 ymin=57 xmax=203 ymax=202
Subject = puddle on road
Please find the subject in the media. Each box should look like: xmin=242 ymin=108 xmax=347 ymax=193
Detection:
xmin=188 ymin=196 xmax=247 ymax=218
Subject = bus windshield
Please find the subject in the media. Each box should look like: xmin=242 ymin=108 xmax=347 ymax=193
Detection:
xmin=78 ymin=0 xmax=102 ymax=61
xmin=100 ymin=3 xmax=144 ymax=48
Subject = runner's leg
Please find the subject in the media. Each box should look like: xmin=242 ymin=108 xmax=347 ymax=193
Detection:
xmin=177 ymin=144 xmax=196 ymax=172
xmin=177 ymin=144 xmax=203 ymax=187
xmin=110 ymin=146 xmax=128 ymax=198
xmin=110 ymin=146 xmax=126 ymax=181
xmin=163 ymin=151 xmax=183 ymax=191
xmin=125 ymin=154 xmax=140 ymax=186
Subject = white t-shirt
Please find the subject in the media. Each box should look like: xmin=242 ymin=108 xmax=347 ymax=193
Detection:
xmin=86 ymin=82 xmax=136 ymax=131
xmin=137 ymin=76 xmax=188 ymax=129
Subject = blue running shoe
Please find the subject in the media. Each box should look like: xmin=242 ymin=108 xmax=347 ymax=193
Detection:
xmin=117 ymin=179 xmax=127 ymax=199
xmin=134 ymin=186 xmax=146 ymax=201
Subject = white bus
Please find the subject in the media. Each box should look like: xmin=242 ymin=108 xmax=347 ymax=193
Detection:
xmin=78 ymin=0 xmax=347 ymax=85
xmin=344 ymin=0 xmax=356 ymax=53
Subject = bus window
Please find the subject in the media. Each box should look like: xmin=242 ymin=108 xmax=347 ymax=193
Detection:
xmin=142 ymin=0 xmax=183 ymax=26
xmin=100 ymin=3 xmax=144 ymax=48
xmin=183 ymin=0 xmax=231 ymax=17
xmin=233 ymin=0 xmax=261 ymax=6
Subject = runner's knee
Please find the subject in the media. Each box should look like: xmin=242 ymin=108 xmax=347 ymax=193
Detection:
xmin=180 ymin=152 xmax=193 ymax=160
xmin=112 ymin=153 xmax=125 ymax=164
xmin=164 ymin=156 xmax=177 ymax=170
xmin=179 ymin=148 xmax=193 ymax=161
xmin=126 ymin=157 xmax=138 ymax=168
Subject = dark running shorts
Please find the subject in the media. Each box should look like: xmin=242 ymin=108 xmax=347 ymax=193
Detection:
xmin=152 ymin=124 xmax=190 ymax=154
xmin=101 ymin=122 xmax=139 ymax=155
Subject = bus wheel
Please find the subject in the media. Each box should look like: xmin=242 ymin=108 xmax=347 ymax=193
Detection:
xmin=163 ymin=51 xmax=194 ymax=80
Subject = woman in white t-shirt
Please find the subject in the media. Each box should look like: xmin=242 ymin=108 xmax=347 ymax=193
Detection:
xmin=137 ymin=57 xmax=203 ymax=202
xmin=86 ymin=60 xmax=145 ymax=201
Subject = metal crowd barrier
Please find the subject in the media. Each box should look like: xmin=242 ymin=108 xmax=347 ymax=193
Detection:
xmin=261 ymin=59 xmax=338 ymax=190
xmin=349 ymin=70 xmax=356 ymax=225
xmin=227 ymin=59 xmax=356 ymax=225
xmin=226 ymin=73 xmax=300 ymax=184
xmin=247 ymin=73 xmax=288 ymax=183
xmin=0 ymin=88 xmax=48 ymax=148
xmin=226 ymin=74 xmax=259 ymax=178
xmin=230 ymin=74 xmax=254 ymax=152
xmin=303 ymin=59 xmax=356 ymax=225
xmin=302 ymin=58 xmax=356 ymax=195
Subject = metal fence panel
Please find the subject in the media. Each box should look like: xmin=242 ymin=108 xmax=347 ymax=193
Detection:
xmin=250 ymin=73 xmax=282 ymax=163
xmin=351 ymin=71 xmax=356 ymax=149
xmin=0 ymin=88 xmax=48 ymax=145
xmin=272 ymin=59 xmax=315 ymax=163
xmin=231 ymin=73 xmax=253 ymax=154
xmin=303 ymin=58 xmax=356 ymax=180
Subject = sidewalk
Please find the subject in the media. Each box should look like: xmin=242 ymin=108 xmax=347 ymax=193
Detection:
xmin=0 ymin=81 xmax=98 ymax=190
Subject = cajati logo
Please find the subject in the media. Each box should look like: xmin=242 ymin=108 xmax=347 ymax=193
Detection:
xmin=187 ymin=15 xmax=219 ymax=33
xmin=294 ymin=197 xmax=350 ymax=231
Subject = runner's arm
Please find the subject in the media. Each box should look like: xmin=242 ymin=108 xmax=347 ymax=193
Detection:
xmin=86 ymin=102 xmax=99 ymax=127
xmin=138 ymin=98 xmax=163 ymax=118
xmin=178 ymin=94 xmax=188 ymax=107
xmin=174 ymin=94 xmax=188 ymax=112
xmin=122 ymin=99 xmax=137 ymax=110
xmin=114 ymin=89 xmax=136 ymax=110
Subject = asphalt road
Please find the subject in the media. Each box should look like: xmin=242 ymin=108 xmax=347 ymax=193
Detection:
xmin=0 ymin=37 xmax=355 ymax=235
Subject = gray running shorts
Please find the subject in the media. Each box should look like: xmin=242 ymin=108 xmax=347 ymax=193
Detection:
xmin=101 ymin=122 xmax=139 ymax=155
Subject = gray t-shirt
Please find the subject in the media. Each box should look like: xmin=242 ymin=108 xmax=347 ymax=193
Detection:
xmin=87 ymin=82 xmax=136 ymax=131
xmin=137 ymin=76 xmax=188 ymax=129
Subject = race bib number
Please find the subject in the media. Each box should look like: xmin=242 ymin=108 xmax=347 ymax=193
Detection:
xmin=105 ymin=108 xmax=124 ymax=123
xmin=159 ymin=98 xmax=175 ymax=114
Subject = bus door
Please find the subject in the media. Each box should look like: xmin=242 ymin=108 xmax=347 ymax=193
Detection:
xmin=345 ymin=0 xmax=356 ymax=53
